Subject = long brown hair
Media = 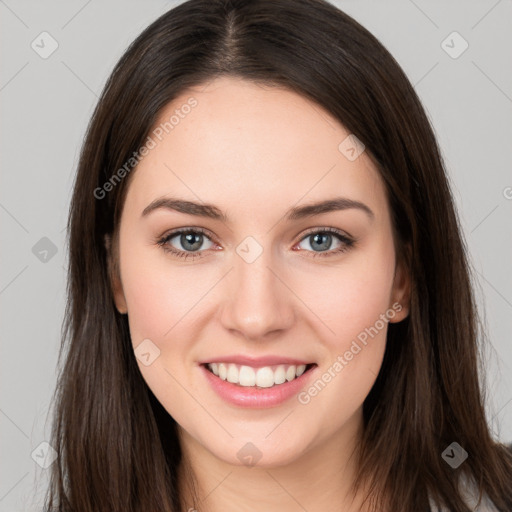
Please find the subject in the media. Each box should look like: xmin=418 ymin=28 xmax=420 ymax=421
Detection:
xmin=45 ymin=0 xmax=512 ymax=510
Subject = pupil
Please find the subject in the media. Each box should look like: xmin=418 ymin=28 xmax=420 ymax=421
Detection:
xmin=312 ymin=233 xmax=330 ymax=251
xmin=183 ymin=232 xmax=202 ymax=251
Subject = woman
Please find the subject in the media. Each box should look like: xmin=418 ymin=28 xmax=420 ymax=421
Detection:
xmin=45 ymin=0 xmax=512 ymax=511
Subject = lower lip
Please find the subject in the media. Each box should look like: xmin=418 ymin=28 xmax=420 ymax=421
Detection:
xmin=200 ymin=364 xmax=317 ymax=409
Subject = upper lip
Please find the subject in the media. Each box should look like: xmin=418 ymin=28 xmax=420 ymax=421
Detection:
xmin=198 ymin=355 xmax=314 ymax=367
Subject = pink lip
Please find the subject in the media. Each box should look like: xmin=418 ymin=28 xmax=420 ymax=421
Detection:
xmin=198 ymin=355 xmax=313 ymax=367
xmin=200 ymin=363 xmax=317 ymax=409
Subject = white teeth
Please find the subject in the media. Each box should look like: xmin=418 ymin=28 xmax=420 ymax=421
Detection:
xmin=239 ymin=365 xmax=256 ymax=386
xmin=206 ymin=362 xmax=311 ymax=387
xmin=256 ymin=367 xmax=274 ymax=388
xmin=286 ymin=366 xmax=296 ymax=382
xmin=274 ymin=365 xmax=286 ymax=385
xmin=226 ymin=364 xmax=238 ymax=383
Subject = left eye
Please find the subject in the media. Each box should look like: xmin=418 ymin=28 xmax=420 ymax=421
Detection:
xmin=156 ymin=227 xmax=355 ymax=260
xmin=157 ymin=228 xmax=215 ymax=258
xmin=295 ymin=229 xmax=354 ymax=256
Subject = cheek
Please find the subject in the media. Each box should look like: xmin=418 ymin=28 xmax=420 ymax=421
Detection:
xmin=123 ymin=272 xmax=171 ymax=344
xmin=119 ymin=247 xmax=207 ymax=414
xmin=298 ymin=239 xmax=395 ymax=402
xmin=121 ymin=230 xmax=396 ymax=353
xmin=300 ymin=239 xmax=396 ymax=352
xmin=120 ymin=244 xmax=205 ymax=344
xmin=329 ymin=268 xmax=393 ymax=352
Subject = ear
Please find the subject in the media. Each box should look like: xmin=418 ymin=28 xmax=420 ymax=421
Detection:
xmin=104 ymin=233 xmax=128 ymax=315
xmin=388 ymin=243 xmax=411 ymax=323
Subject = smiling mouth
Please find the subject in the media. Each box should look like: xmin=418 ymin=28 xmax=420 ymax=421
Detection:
xmin=202 ymin=362 xmax=317 ymax=388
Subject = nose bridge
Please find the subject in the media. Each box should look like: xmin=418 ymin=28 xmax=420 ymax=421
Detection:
xmin=220 ymin=237 xmax=294 ymax=339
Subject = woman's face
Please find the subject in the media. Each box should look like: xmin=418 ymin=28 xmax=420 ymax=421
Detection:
xmin=110 ymin=76 xmax=410 ymax=467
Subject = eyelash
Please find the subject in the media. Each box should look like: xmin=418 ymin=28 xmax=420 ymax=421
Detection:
xmin=156 ymin=227 xmax=356 ymax=261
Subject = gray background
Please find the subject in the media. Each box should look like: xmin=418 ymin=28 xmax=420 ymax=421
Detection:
xmin=1 ymin=0 xmax=511 ymax=510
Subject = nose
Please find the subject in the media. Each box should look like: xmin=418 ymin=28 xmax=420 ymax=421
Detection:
xmin=219 ymin=246 xmax=296 ymax=342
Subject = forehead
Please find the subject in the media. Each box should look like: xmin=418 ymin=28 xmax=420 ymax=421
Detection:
xmin=123 ymin=77 xmax=388 ymax=224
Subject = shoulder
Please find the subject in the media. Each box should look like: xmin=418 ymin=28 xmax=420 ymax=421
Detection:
xmin=428 ymin=474 xmax=499 ymax=512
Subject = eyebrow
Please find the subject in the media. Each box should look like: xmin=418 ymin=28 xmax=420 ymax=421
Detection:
xmin=141 ymin=196 xmax=375 ymax=223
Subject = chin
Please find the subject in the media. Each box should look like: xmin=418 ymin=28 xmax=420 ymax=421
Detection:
xmin=203 ymin=431 xmax=314 ymax=469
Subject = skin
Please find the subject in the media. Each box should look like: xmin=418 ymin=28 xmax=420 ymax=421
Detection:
xmin=108 ymin=76 xmax=410 ymax=512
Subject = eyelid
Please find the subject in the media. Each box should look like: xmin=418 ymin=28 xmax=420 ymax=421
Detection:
xmin=157 ymin=226 xmax=353 ymax=244
xmin=157 ymin=226 xmax=219 ymax=249
xmin=298 ymin=225 xmax=354 ymax=241
xmin=156 ymin=226 xmax=356 ymax=259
